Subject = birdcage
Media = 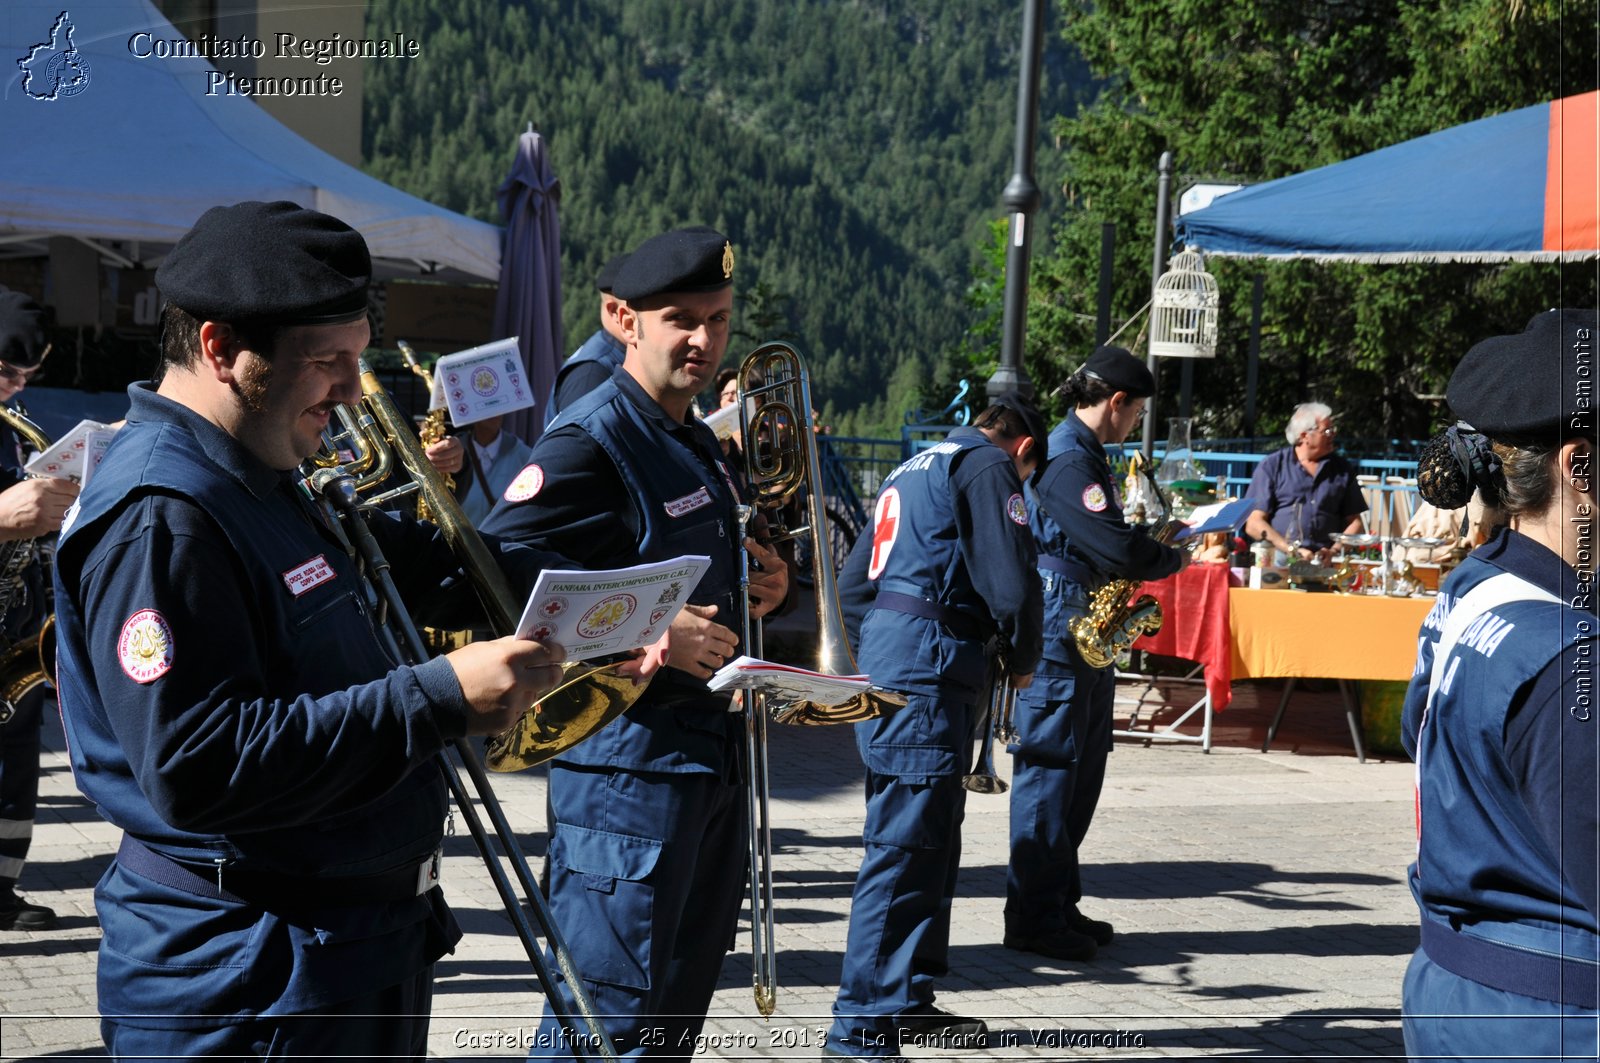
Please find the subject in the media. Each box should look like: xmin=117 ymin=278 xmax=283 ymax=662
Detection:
xmin=1149 ymin=248 xmax=1219 ymax=358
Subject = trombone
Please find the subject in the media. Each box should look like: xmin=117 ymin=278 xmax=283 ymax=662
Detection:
xmin=730 ymin=342 xmax=906 ymax=1017
xmin=304 ymin=359 xmax=626 ymax=1062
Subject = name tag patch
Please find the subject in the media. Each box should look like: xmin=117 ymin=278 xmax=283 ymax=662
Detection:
xmin=119 ymin=609 xmax=174 ymax=684
xmin=282 ymin=555 xmax=336 ymax=597
xmin=664 ymin=487 xmax=712 ymax=518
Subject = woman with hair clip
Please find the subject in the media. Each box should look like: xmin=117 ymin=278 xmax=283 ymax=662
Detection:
xmin=1002 ymin=344 xmax=1189 ymax=964
xmin=1402 ymin=308 xmax=1600 ymax=1060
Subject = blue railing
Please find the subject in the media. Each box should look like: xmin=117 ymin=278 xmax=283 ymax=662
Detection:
xmin=828 ymin=427 xmax=1423 ymax=519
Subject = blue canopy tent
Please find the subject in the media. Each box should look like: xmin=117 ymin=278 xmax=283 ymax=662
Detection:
xmin=1174 ymin=91 xmax=1599 ymax=262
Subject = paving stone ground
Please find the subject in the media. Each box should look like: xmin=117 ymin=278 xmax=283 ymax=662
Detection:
xmin=0 ymin=676 xmax=1417 ymax=1060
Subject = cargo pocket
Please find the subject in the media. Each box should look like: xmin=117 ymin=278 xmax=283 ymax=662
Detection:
xmin=547 ymin=824 xmax=662 ymax=991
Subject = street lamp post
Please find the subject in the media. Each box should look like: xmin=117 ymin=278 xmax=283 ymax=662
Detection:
xmin=1140 ymin=150 xmax=1174 ymax=458
xmin=988 ymin=0 xmax=1045 ymax=404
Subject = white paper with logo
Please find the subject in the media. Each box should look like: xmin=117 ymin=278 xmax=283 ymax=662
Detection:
xmin=24 ymin=419 xmax=120 ymax=482
xmin=432 ymin=337 xmax=536 ymax=426
xmin=515 ymin=556 xmax=711 ymax=661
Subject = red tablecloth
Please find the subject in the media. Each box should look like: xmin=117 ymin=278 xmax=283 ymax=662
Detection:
xmin=1131 ymin=564 xmax=1237 ymax=710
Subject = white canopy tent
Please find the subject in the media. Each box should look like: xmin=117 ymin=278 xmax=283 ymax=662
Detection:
xmin=0 ymin=0 xmax=500 ymax=282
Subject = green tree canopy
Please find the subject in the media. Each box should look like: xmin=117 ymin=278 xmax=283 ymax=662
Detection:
xmin=967 ymin=0 xmax=1598 ymax=447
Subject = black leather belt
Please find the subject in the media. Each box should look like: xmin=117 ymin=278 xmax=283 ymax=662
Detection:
xmin=872 ymin=591 xmax=989 ymax=642
xmin=116 ymin=835 xmax=440 ymax=908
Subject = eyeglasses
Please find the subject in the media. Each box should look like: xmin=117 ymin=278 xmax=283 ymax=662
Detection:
xmin=0 ymin=361 xmax=37 ymax=384
xmin=1311 ymin=426 xmax=1338 ymax=436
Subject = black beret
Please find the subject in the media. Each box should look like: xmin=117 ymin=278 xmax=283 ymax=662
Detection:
xmin=992 ymin=391 xmax=1050 ymax=463
xmin=156 ymin=201 xmax=372 ymax=325
xmin=1449 ymin=308 xmax=1598 ymax=439
xmin=1081 ymin=345 xmax=1155 ymax=398
xmin=595 ymin=252 xmax=630 ymax=294
xmin=610 ymin=226 xmax=734 ymax=302
xmin=0 ymin=289 xmax=46 ymax=369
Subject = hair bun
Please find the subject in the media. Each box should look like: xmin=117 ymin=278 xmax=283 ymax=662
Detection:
xmin=1417 ymin=424 xmax=1500 ymax=510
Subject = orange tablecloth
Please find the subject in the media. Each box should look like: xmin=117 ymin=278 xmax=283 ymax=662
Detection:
xmin=1132 ymin=564 xmax=1237 ymax=710
xmin=1228 ymin=588 xmax=1435 ymax=681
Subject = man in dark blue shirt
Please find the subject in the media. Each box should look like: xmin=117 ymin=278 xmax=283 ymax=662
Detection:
xmin=1243 ymin=402 xmax=1367 ymax=559
xmin=825 ymin=397 xmax=1044 ymax=1060
xmin=53 ymin=202 xmax=568 ymax=1059
xmin=482 ymin=227 xmax=788 ymax=1061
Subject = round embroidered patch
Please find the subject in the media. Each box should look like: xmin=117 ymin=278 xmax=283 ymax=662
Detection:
xmin=118 ymin=609 xmax=174 ymax=684
xmin=504 ymin=463 xmax=544 ymax=503
xmin=1082 ymin=483 xmax=1108 ymax=512
xmin=1006 ymin=492 xmax=1028 ymax=525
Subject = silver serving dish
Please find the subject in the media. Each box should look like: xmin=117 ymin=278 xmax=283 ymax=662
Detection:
xmin=1394 ymin=536 xmax=1447 ymax=549
xmin=1331 ymin=533 xmax=1381 ymax=548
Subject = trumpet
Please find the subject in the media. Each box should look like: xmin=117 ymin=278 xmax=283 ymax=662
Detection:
xmin=303 ymin=360 xmax=635 ymax=1061
xmin=963 ymin=667 xmax=1017 ymax=795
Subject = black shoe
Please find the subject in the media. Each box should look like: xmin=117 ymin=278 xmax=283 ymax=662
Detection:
xmin=0 ymin=895 xmax=58 ymax=931
xmin=894 ymin=1003 xmax=988 ymax=1045
xmin=1068 ymin=908 xmax=1115 ymax=946
xmin=821 ymin=1042 xmax=911 ymax=1063
xmin=1004 ymin=925 xmax=1098 ymax=962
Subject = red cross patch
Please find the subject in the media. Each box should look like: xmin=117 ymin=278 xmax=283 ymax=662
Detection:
xmin=867 ymin=487 xmax=902 ymax=580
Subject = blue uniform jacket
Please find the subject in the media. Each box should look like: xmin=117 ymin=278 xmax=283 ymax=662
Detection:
xmin=1402 ymin=528 xmax=1600 ymax=1007
xmin=550 ymin=329 xmax=626 ymax=420
xmin=53 ymin=384 xmax=555 ymax=1024
xmin=481 ymin=371 xmax=745 ymax=776
xmin=1029 ymin=412 xmax=1184 ymax=671
xmin=839 ymin=428 xmax=1042 ymax=778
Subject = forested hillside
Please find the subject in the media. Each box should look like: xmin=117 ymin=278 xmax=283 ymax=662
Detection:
xmin=361 ymin=0 xmax=1087 ymax=434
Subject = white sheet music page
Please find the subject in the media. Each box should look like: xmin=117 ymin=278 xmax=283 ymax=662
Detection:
xmin=706 ymin=656 xmax=872 ymax=706
xmin=515 ymin=555 xmax=711 ymax=661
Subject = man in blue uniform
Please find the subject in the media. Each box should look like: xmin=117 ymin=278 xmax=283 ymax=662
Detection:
xmin=1400 ymin=309 xmax=1600 ymax=1059
xmin=481 ymin=226 xmax=788 ymax=1061
xmin=1243 ymin=401 xmax=1367 ymax=560
xmin=824 ymin=397 xmax=1046 ymax=1061
xmin=53 ymin=201 xmax=570 ymax=1059
xmin=0 ymin=289 xmax=79 ymax=931
xmin=1004 ymin=346 xmax=1188 ymax=963
xmin=548 ymin=251 xmax=630 ymax=420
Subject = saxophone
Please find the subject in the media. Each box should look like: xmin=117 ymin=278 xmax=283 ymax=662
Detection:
xmin=0 ymin=404 xmax=57 ymax=725
xmin=1068 ymin=518 xmax=1187 ymax=669
xmin=397 ymin=341 xmax=453 ymax=524
xmin=1068 ymin=456 xmax=1190 ymax=669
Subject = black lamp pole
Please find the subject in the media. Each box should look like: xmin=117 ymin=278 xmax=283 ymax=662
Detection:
xmin=1140 ymin=150 xmax=1174 ymax=459
xmin=988 ymin=0 xmax=1045 ymax=403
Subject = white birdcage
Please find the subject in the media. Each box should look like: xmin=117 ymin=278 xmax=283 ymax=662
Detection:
xmin=1149 ymin=248 xmax=1220 ymax=359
